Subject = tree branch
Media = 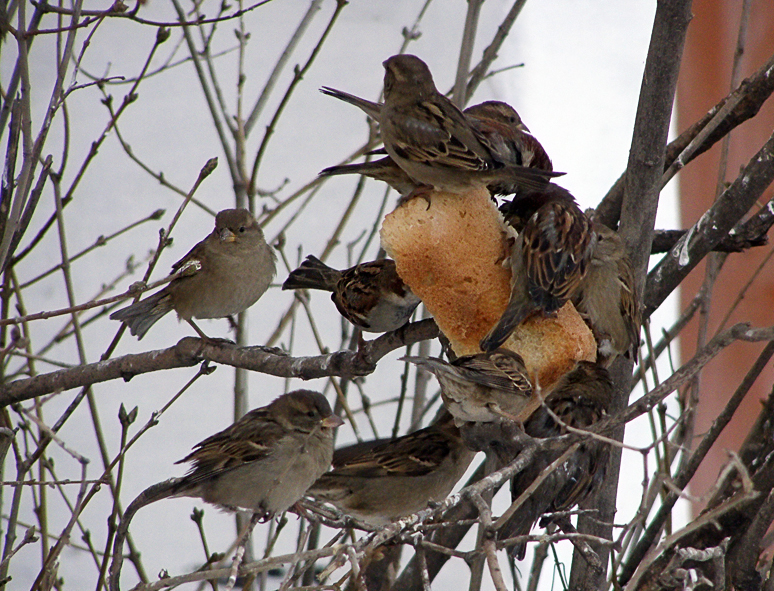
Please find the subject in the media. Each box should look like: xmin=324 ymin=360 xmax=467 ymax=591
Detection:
xmin=595 ymin=45 xmax=774 ymax=229
xmin=571 ymin=0 xmax=694 ymax=588
xmin=644 ymin=127 xmax=774 ymax=317
xmin=0 ymin=319 xmax=439 ymax=406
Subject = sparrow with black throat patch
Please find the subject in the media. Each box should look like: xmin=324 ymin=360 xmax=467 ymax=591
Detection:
xmin=283 ymin=256 xmax=421 ymax=333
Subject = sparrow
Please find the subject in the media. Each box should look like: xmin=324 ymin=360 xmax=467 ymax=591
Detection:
xmin=282 ymin=256 xmax=421 ymax=333
xmin=463 ymin=101 xmax=554 ymax=195
xmin=110 ymin=209 xmax=276 ymax=340
xmin=498 ymin=361 xmax=613 ymax=559
xmin=307 ymin=409 xmax=476 ymax=526
xmin=572 ymin=222 xmax=641 ymax=366
xmin=319 ymin=100 xmax=554 ymax=199
xmin=480 ymin=184 xmax=596 ymax=352
xmin=109 ymin=390 xmax=343 ymax=588
xmin=403 ymin=349 xmax=534 ymax=425
xmin=323 ymin=55 xmax=559 ymax=198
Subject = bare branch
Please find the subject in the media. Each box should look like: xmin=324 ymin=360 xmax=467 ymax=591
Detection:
xmin=0 ymin=319 xmax=439 ymax=405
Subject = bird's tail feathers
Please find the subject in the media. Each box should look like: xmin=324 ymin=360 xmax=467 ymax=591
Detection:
xmin=109 ymin=477 xmax=183 ymax=591
xmin=319 ymin=160 xmax=387 ymax=179
xmin=282 ymin=256 xmax=341 ymax=292
xmin=400 ymin=355 xmax=449 ymax=376
xmin=319 ymin=87 xmax=381 ymax=121
xmin=501 ymin=464 xmax=559 ymax=561
xmin=110 ymin=291 xmax=173 ymax=340
xmin=480 ymin=301 xmax=534 ymax=352
xmin=319 ymin=163 xmax=359 ymax=179
xmin=501 ymin=166 xmax=565 ymax=193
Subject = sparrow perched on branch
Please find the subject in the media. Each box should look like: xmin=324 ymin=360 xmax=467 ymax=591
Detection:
xmin=110 ymin=209 xmax=276 ymax=340
xmin=572 ymin=222 xmax=641 ymax=366
xmin=321 ymin=55 xmax=559 ymax=198
xmin=498 ymin=361 xmax=613 ymax=559
xmin=307 ymin=409 xmax=476 ymax=526
xmin=463 ymin=100 xmax=554 ymax=194
xmin=480 ymin=184 xmax=595 ymax=352
xmin=403 ymin=349 xmax=535 ymax=425
xmin=319 ymin=100 xmax=554 ymax=199
xmin=109 ymin=390 xmax=343 ymax=589
xmin=282 ymin=256 xmax=421 ymax=333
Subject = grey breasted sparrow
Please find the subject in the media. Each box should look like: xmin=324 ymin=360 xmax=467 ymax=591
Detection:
xmin=572 ymin=222 xmax=641 ymax=366
xmin=111 ymin=209 xmax=276 ymax=340
xmin=110 ymin=391 xmax=343 ymax=588
xmin=308 ymin=409 xmax=476 ymax=526
xmin=403 ymin=349 xmax=535 ymax=425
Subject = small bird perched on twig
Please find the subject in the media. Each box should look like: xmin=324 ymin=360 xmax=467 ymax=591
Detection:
xmin=463 ymin=100 xmax=553 ymax=196
xmin=110 ymin=208 xmax=276 ymax=340
xmin=318 ymin=99 xmax=553 ymax=199
xmin=109 ymin=391 xmax=343 ymax=590
xmin=282 ymin=256 xmax=420 ymax=333
xmin=572 ymin=221 xmax=641 ymax=366
xmin=480 ymin=184 xmax=596 ymax=352
xmin=320 ymin=55 xmax=559 ymax=201
xmin=307 ymin=409 xmax=476 ymax=526
xmin=403 ymin=349 xmax=535 ymax=425
xmin=498 ymin=361 xmax=613 ymax=559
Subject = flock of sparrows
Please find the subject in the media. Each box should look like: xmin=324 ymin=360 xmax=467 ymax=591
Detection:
xmin=109 ymin=54 xmax=642 ymax=585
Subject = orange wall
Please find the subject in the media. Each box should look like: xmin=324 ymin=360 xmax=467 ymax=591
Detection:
xmin=677 ymin=0 xmax=774 ymax=510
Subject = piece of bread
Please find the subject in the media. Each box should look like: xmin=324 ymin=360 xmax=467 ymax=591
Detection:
xmin=380 ymin=188 xmax=595 ymax=390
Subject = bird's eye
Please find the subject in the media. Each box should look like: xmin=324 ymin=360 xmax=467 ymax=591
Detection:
xmin=238 ymin=226 xmax=246 ymax=233
xmin=307 ymin=410 xmax=316 ymax=418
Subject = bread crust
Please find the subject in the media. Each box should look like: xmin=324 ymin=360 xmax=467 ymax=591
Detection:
xmin=381 ymin=188 xmax=595 ymax=390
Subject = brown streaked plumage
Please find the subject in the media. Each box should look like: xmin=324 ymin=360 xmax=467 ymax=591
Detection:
xmin=322 ymin=55 xmax=559 ymax=198
xmin=319 ymin=100 xmax=555 ymax=200
xmin=481 ymin=184 xmax=595 ymax=352
xmin=282 ymin=256 xmax=420 ymax=333
xmin=171 ymin=391 xmax=342 ymax=514
xmin=403 ymin=349 xmax=535 ymax=425
xmin=499 ymin=361 xmax=613 ymax=559
xmin=308 ymin=409 xmax=476 ymax=525
xmin=109 ymin=391 xmax=343 ymax=590
xmin=572 ymin=222 xmax=641 ymax=366
xmin=463 ymin=101 xmax=554 ymax=195
xmin=381 ymin=55 xmax=559 ymax=194
xmin=110 ymin=209 xmax=276 ymax=340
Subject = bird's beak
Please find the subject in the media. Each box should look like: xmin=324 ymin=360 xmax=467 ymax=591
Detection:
xmin=220 ymin=228 xmax=236 ymax=243
xmin=517 ymin=123 xmax=530 ymax=133
xmin=322 ymin=414 xmax=345 ymax=429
